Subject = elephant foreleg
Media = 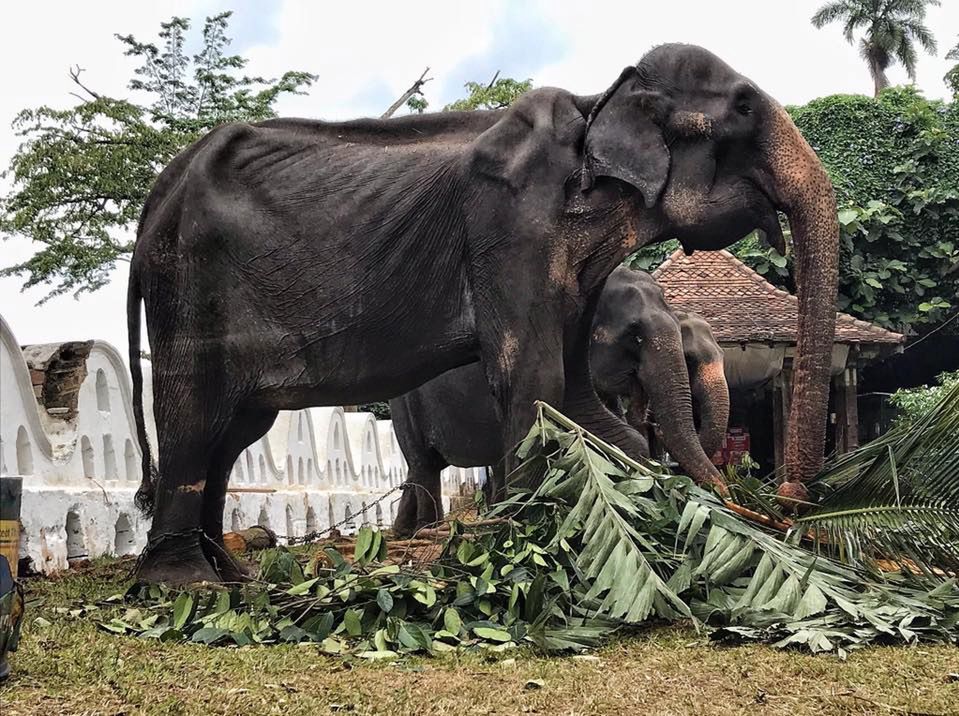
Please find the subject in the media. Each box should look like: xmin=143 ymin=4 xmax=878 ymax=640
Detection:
xmin=393 ymin=460 xmax=446 ymax=537
xmin=201 ymin=407 xmax=277 ymax=582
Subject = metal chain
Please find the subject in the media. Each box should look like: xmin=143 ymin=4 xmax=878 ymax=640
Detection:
xmin=273 ymin=483 xmax=408 ymax=546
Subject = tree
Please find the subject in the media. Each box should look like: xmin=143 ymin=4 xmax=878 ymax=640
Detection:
xmin=945 ymin=36 xmax=959 ymax=96
xmin=811 ymin=0 xmax=939 ymax=96
xmin=445 ymin=73 xmax=532 ymax=111
xmin=0 ymin=12 xmax=315 ymax=301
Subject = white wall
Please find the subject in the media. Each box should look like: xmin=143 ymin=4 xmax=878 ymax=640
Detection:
xmin=0 ymin=313 xmax=483 ymax=573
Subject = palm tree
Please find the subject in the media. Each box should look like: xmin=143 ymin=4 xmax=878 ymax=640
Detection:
xmin=811 ymin=0 xmax=939 ymax=96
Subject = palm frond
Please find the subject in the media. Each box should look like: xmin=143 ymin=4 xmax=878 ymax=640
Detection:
xmin=517 ymin=402 xmax=959 ymax=654
xmin=811 ymin=0 xmax=861 ymax=31
xmin=524 ymin=405 xmax=692 ymax=622
xmin=900 ymin=18 xmax=938 ymax=54
xmin=946 ymin=36 xmax=959 ymax=61
xmin=796 ymin=378 xmax=959 ymax=579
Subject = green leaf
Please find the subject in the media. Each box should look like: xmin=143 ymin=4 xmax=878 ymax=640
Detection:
xmin=837 ymin=208 xmax=860 ymax=226
xmin=343 ymin=609 xmax=363 ymax=637
xmin=473 ymin=627 xmax=512 ymax=642
xmin=376 ymin=589 xmax=394 ymax=614
xmin=443 ymin=608 xmax=462 ymax=635
xmin=354 ymin=526 xmax=374 ymax=565
xmin=172 ymin=593 xmax=194 ymax=630
xmin=286 ymin=577 xmax=319 ymax=596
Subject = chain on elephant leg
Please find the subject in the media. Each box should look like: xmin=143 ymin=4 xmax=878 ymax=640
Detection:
xmin=134 ymin=528 xmax=221 ymax=586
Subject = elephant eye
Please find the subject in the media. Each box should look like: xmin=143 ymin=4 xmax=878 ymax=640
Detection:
xmin=736 ymin=101 xmax=752 ymax=117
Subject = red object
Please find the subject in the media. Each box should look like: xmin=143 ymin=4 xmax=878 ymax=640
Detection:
xmin=717 ymin=427 xmax=750 ymax=466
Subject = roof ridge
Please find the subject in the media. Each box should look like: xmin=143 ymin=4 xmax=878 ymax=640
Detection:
xmin=652 ymin=247 xmax=904 ymax=345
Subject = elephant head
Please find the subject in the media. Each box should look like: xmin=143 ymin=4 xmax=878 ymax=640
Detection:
xmin=582 ymin=44 xmax=839 ymax=498
xmin=591 ymin=267 xmax=725 ymax=489
xmin=675 ymin=310 xmax=730 ymax=459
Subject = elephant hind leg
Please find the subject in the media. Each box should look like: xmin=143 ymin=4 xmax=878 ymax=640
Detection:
xmin=134 ymin=363 xmax=249 ymax=585
xmin=201 ymin=407 xmax=278 ymax=582
xmin=393 ymin=453 xmax=447 ymax=538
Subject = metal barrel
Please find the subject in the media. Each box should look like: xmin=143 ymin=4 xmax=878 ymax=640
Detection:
xmin=0 ymin=477 xmax=23 ymax=580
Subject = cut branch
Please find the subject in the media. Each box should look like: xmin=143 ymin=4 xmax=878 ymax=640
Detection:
xmin=381 ymin=67 xmax=432 ymax=119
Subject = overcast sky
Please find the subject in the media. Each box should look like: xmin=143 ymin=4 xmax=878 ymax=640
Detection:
xmin=1 ymin=0 xmax=957 ymax=357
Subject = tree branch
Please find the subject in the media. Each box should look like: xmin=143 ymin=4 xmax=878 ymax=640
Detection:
xmin=68 ymin=65 xmax=102 ymax=100
xmin=381 ymin=67 xmax=432 ymax=119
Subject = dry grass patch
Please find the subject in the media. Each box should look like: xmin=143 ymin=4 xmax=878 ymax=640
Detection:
xmin=1 ymin=559 xmax=956 ymax=716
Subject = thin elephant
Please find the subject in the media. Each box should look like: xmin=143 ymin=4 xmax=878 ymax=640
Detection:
xmin=390 ymin=266 xmax=730 ymax=535
xmin=128 ymin=44 xmax=839 ymax=584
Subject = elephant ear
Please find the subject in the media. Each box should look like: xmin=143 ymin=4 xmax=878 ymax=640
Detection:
xmin=582 ymin=67 xmax=670 ymax=209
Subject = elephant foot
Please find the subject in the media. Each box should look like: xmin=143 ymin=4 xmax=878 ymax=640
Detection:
xmin=202 ymin=535 xmax=253 ymax=583
xmin=392 ymin=486 xmax=442 ymax=538
xmin=135 ymin=531 xmax=221 ymax=586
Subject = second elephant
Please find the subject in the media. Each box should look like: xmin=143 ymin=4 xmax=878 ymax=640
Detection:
xmin=618 ymin=308 xmax=729 ymax=466
xmin=391 ymin=266 xmax=729 ymax=535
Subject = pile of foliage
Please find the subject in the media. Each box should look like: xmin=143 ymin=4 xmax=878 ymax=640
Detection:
xmin=99 ymin=399 xmax=959 ymax=658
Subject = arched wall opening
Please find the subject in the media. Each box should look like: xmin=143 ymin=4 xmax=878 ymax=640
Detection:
xmin=114 ymin=513 xmax=135 ymax=555
xmin=257 ymin=506 xmax=270 ymax=529
xmin=66 ymin=509 xmax=87 ymax=561
xmin=16 ymin=426 xmax=33 ymax=475
xmin=306 ymin=506 xmax=317 ymax=534
xmin=124 ymin=439 xmax=137 ymax=482
xmin=95 ymin=369 xmax=110 ymax=412
xmin=80 ymin=435 xmax=95 ymax=478
xmin=103 ymin=434 xmax=117 ymax=480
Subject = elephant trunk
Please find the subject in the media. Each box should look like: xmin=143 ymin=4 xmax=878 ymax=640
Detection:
xmin=691 ymin=358 xmax=729 ymax=459
xmin=639 ymin=333 xmax=725 ymax=489
xmin=763 ymin=104 xmax=839 ymax=503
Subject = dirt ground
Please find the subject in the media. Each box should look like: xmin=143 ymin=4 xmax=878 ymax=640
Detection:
xmin=1 ymin=558 xmax=957 ymax=716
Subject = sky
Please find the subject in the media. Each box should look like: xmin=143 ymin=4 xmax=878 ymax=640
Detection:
xmin=1 ymin=0 xmax=957 ymax=358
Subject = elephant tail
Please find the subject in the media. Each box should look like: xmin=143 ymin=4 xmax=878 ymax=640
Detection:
xmin=128 ymin=264 xmax=158 ymax=516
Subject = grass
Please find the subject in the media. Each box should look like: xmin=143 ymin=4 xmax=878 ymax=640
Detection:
xmin=1 ymin=558 xmax=957 ymax=716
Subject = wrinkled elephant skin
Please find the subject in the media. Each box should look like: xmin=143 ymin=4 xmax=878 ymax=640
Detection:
xmin=128 ymin=44 xmax=838 ymax=583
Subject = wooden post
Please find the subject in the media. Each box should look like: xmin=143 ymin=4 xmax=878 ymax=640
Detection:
xmin=842 ymin=364 xmax=859 ymax=452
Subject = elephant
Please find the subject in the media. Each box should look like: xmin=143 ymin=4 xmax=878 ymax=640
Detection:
xmin=390 ymin=266 xmax=730 ymax=535
xmin=128 ymin=43 xmax=838 ymax=584
xmin=617 ymin=307 xmax=729 ymax=463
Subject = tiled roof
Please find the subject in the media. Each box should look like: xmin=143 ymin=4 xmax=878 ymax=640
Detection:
xmin=652 ymin=249 xmax=904 ymax=346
